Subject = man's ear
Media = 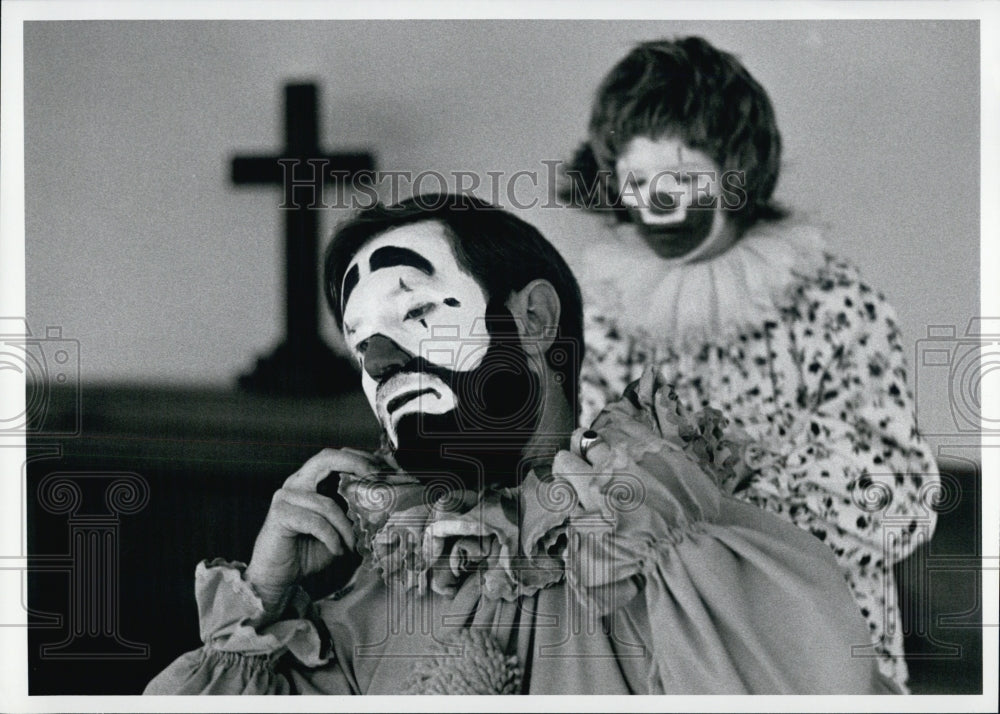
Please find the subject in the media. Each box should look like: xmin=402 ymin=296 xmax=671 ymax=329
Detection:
xmin=506 ymin=279 xmax=561 ymax=357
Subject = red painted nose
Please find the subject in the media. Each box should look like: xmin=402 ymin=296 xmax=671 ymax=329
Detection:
xmin=360 ymin=334 xmax=413 ymax=382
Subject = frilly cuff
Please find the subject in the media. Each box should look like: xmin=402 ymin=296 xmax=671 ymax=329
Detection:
xmin=552 ymin=367 xmax=746 ymax=611
xmin=596 ymin=367 xmax=784 ymax=495
xmin=579 ymin=368 xmax=724 ymax=519
xmin=194 ymin=559 xmax=329 ymax=668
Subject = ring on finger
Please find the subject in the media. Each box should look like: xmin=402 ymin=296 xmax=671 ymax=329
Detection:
xmin=576 ymin=430 xmax=605 ymax=460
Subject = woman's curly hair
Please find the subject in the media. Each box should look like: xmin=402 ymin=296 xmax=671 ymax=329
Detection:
xmin=561 ymin=36 xmax=786 ymax=232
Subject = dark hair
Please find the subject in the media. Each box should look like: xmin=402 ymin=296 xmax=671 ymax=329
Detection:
xmin=324 ymin=193 xmax=584 ymax=406
xmin=562 ymin=36 xmax=786 ymax=231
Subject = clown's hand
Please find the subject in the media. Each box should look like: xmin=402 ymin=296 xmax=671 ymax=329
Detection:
xmin=245 ymin=448 xmax=378 ymax=608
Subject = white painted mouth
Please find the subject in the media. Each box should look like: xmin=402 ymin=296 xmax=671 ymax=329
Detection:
xmin=375 ymin=372 xmax=455 ymax=447
xmin=387 ymin=387 xmax=441 ymax=415
xmin=640 ymin=205 xmax=688 ymax=225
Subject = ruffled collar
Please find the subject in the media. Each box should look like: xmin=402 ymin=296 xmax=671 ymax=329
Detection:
xmin=336 ymin=368 xmax=765 ymax=603
xmin=577 ymin=219 xmax=827 ymax=350
xmin=337 ymin=455 xmax=572 ymax=602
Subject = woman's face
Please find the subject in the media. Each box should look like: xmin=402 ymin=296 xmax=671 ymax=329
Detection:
xmin=615 ymin=135 xmax=736 ymax=261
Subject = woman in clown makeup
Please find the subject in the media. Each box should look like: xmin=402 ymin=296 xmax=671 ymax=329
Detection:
xmin=563 ymin=35 xmax=939 ymax=691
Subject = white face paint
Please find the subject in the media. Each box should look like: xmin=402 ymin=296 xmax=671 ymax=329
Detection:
xmin=340 ymin=221 xmax=490 ymax=447
xmin=615 ymin=136 xmax=735 ymax=262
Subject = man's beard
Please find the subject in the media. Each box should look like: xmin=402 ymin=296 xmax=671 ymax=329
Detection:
xmin=384 ymin=306 xmax=542 ymax=489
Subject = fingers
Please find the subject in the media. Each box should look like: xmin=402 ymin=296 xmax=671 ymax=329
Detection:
xmin=294 ymin=509 xmax=344 ymax=557
xmin=285 ymin=448 xmax=380 ymax=490
xmin=552 ymin=448 xmax=592 ymax=476
xmin=271 ymin=488 xmax=356 ymax=552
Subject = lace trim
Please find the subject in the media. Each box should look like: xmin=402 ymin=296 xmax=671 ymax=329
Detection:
xmin=403 ymin=629 xmax=521 ymax=694
xmin=578 ymin=220 xmax=827 ymax=350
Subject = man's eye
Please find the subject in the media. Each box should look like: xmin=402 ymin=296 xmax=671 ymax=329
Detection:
xmin=404 ymin=303 xmax=435 ymax=321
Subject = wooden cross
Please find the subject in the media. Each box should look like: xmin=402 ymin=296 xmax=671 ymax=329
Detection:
xmin=231 ymin=82 xmax=375 ymax=395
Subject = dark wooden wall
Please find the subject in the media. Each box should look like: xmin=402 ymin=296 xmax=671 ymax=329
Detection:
xmin=26 ymin=384 xmax=379 ymax=695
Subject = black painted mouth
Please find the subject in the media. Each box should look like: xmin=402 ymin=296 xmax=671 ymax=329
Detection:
xmin=629 ymin=204 xmax=717 ymax=259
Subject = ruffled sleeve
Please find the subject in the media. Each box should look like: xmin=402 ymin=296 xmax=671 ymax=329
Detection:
xmin=552 ymin=367 xmax=895 ymax=694
xmin=144 ymin=559 xmax=348 ymax=695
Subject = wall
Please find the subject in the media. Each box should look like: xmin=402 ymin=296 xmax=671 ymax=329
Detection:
xmin=24 ymin=20 xmax=981 ymax=449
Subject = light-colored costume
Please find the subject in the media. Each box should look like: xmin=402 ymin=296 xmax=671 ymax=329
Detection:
xmin=146 ymin=369 xmax=895 ymax=694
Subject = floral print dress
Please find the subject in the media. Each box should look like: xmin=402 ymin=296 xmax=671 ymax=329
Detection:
xmin=575 ymin=219 xmax=939 ymax=689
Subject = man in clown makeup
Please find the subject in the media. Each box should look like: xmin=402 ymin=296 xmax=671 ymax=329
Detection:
xmin=331 ymin=200 xmax=580 ymax=486
xmin=145 ymin=194 xmax=896 ymax=695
